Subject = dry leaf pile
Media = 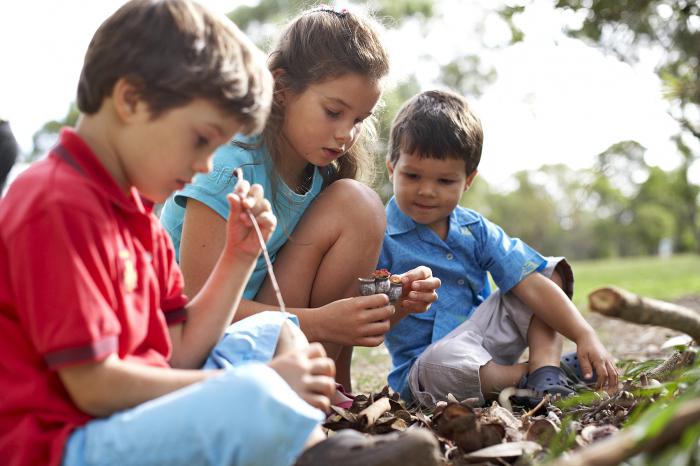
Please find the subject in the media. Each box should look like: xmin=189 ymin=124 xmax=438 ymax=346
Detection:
xmin=323 ymin=380 xmax=661 ymax=465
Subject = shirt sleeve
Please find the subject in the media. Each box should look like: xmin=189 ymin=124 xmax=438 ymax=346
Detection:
xmin=473 ymin=216 xmax=546 ymax=295
xmin=174 ymin=144 xmax=258 ymax=220
xmin=8 ymin=206 xmax=121 ymax=369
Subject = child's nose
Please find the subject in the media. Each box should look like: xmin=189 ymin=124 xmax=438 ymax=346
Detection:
xmin=334 ymin=122 xmax=356 ymax=147
xmin=417 ymin=181 xmax=436 ymax=196
xmin=193 ymin=154 xmax=213 ymax=174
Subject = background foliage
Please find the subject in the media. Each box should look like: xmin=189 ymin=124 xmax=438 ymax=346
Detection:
xmin=30 ymin=0 xmax=699 ymax=260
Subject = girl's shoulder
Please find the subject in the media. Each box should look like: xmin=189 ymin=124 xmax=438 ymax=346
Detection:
xmin=213 ymin=134 xmax=267 ymax=166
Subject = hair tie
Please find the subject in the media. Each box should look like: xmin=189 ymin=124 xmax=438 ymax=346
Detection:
xmin=314 ymin=4 xmax=349 ymax=18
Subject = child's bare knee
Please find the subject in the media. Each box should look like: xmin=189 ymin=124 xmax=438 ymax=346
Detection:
xmin=275 ymin=320 xmax=308 ymax=356
xmin=324 ymin=179 xmax=386 ymax=231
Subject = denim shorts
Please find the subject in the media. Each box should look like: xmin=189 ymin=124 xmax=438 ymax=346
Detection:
xmin=62 ymin=311 xmax=324 ymax=466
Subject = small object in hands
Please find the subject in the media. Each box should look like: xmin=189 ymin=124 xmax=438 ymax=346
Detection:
xmin=233 ymin=168 xmax=286 ymax=314
xmin=387 ymin=275 xmax=403 ymax=302
xmin=358 ymin=277 xmax=376 ymax=296
xmin=372 ymin=268 xmax=391 ymax=294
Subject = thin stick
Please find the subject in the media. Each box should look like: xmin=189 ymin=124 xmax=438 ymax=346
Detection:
xmin=235 ymin=168 xmax=286 ymax=314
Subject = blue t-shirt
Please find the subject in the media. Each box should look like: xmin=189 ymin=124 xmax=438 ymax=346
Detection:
xmin=378 ymin=197 xmax=546 ymax=400
xmin=160 ymin=137 xmax=324 ymax=300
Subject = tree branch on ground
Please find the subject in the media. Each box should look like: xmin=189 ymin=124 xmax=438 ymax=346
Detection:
xmin=588 ymin=287 xmax=700 ymax=342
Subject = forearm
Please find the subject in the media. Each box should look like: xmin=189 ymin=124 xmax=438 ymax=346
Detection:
xmin=512 ymin=273 xmax=595 ymax=343
xmin=235 ymin=298 xmax=324 ymax=342
xmin=171 ymin=253 xmax=256 ymax=368
xmin=58 ymin=354 xmax=221 ymax=417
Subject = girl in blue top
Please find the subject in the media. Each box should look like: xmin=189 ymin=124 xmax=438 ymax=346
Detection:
xmin=160 ymin=5 xmax=440 ymax=397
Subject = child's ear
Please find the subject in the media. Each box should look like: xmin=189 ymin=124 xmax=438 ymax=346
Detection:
xmin=272 ymin=69 xmax=287 ymax=106
xmin=464 ymin=170 xmax=478 ymax=191
xmin=112 ymin=77 xmax=146 ymax=122
xmin=385 ymin=158 xmax=395 ymax=180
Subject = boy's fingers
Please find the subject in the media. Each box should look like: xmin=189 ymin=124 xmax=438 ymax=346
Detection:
xmin=400 ymin=266 xmax=433 ymax=283
xmin=306 ymin=375 xmax=336 ymax=397
xmin=578 ymin=353 xmax=594 ymax=381
xmin=304 ymin=393 xmax=331 ymax=413
xmin=606 ymin=360 xmax=619 ymax=392
xmin=410 ymin=276 xmax=441 ymax=292
xmin=305 ymin=342 xmax=329 ymax=359
xmin=243 ymin=183 xmax=265 ymax=210
xmin=226 ymin=193 xmax=242 ymax=217
xmin=309 ymin=357 xmax=336 ymax=378
xmin=233 ymin=178 xmax=251 ymax=197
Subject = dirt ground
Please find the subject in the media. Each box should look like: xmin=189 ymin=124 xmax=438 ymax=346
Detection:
xmin=351 ymin=294 xmax=700 ymax=393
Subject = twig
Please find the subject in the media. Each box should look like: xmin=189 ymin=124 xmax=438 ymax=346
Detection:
xmin=358 ymin=397 xmax=392 ymax=429
xmin=643 ymin=350 xmax=696 ymax=382
xmin=235 ymin=168 xmax=286 ymax=314
xmin=588 ymin=287 xmax=700 ymax=342
xmin=522 ymin=394 xmax=550 ymax=422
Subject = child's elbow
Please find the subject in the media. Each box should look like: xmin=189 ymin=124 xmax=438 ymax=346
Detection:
xmin=57 ymin=356 xmax=118 ymax=417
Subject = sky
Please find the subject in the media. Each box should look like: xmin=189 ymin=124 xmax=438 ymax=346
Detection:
xmin=0 ymin=0 xmax=690 ymax=187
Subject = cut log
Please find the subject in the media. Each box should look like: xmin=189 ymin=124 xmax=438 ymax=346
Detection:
xmin=588 ymin=287 xmax=700 ymax=342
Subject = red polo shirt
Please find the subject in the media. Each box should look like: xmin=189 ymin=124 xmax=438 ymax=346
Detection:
xmin=0 ymin=129 xmax=189 ymax=466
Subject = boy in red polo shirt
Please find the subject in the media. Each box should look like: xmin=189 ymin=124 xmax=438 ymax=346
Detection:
xmin=0 ymin=1 xmax=440 ymax=466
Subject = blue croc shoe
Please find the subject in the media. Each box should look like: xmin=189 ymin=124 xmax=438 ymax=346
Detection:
xmin=560 ymin=351 xmax=597 ymax=386
xmin=512 ymin=365 xmax=575 ymax=409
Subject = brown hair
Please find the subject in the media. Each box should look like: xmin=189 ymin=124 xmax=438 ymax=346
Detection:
xmin=388 ymin=90 xmax=483 ymax=175
xmin=77 ymin=0 xmax=272 ymax=135
xmin=256 ymin=5 xmax=389 ymax=188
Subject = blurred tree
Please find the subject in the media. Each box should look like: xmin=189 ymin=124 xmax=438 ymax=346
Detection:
xmin=30 ymin=103 xmax=79 ymax=161
xmin=536 ymin=0 xmax=700 ymax=252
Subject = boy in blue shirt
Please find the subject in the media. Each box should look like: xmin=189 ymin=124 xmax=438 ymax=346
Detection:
xmin=380 ymin=90 xmax=618 ymax=407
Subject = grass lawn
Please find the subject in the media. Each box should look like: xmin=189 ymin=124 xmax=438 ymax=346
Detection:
xmin=351 ymin=254 xmax=700 ymax=393
xmin=570 ymin=253 xmax=700 ymax=311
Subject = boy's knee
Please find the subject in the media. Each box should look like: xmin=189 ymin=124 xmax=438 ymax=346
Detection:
xmin=275 ymin=319 xmax=308 ymax=355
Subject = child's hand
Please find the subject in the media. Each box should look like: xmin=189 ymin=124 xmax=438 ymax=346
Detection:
xmin=268 ymin=343 xmax=336 ymax=412
xmin=574 ymin=330 xmax=619 ymax=392
xmin=224 ymin=174 xmax=276 ymax=260
xmin=314 ymin=294 xmax=394 ymax=346
xmin=397 ymin=266 xmax=441 ymax=314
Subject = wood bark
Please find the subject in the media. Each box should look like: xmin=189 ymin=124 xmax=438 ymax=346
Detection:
xmin=547 ymin=397 xmax=700 ymax=466
xmin=588 ymin=287 xmax=700 ymax=342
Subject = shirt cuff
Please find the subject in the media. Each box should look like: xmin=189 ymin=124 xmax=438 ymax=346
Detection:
xmin=44 ymin=335 xmax=118 ymax=369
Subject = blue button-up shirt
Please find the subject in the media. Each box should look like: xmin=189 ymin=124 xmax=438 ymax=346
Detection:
xmin=379 ymin=197 xmax=546 ymax=400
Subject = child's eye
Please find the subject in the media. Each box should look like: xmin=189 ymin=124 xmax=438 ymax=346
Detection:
xmin=325 ymin=109 xmax=341 ymax=119
xmin=403 ymin=173 xmax=419 ymax=180
xmin=195 ymin=135 xmax=209 ymax=148
xmin=439 ymin=179 xmax=456 ymax=185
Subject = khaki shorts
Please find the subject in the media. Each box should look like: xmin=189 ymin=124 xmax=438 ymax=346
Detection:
xmin=407 ymin=258 xmax=573 ymax=407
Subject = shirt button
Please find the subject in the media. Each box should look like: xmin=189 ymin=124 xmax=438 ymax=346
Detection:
xmin=446 ymin=253 xmax=454 ymax=260
xmin=457 ymin=279 xmax=465 ymax=285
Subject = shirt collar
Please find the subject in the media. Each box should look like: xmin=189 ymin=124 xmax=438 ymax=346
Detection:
xmin=54 ymin=128 xmax=146 ymax=214
xmin=386 ymin=197 xmax=418 ymax=235
xmin=386 ymin=197 xmax=482 ymax=237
